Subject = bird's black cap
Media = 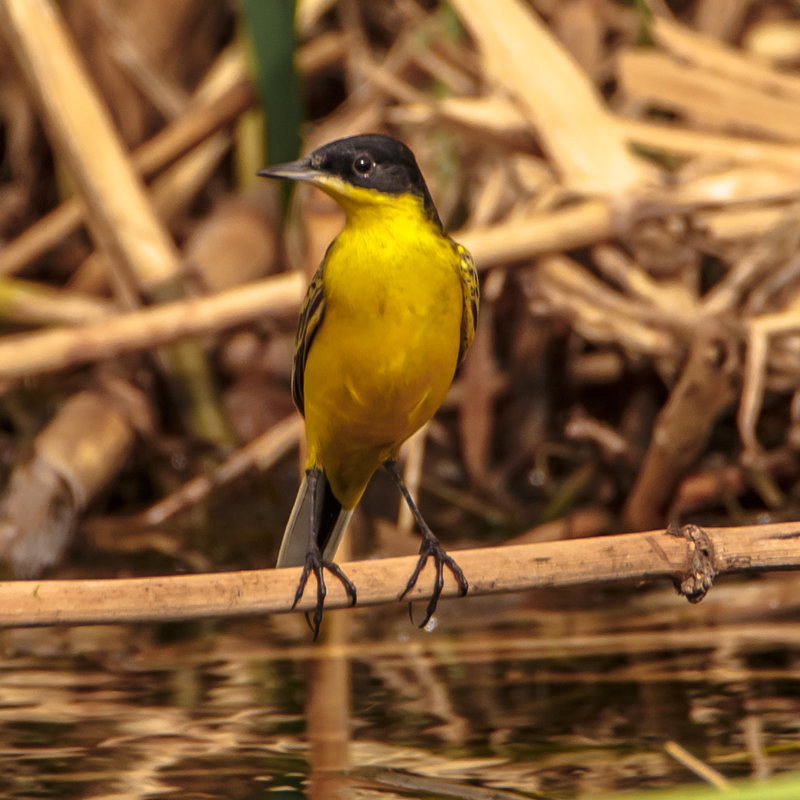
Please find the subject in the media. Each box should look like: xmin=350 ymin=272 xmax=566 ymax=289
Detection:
xmin=258 ymin=134 xmax=442 ymax=227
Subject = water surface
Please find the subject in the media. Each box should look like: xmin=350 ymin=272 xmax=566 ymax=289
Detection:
xmin=1 ymin=576 xmax=798 ymax=798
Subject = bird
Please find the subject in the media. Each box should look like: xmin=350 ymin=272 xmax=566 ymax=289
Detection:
xmin=258 ymin=133 xmax=479 ymax=638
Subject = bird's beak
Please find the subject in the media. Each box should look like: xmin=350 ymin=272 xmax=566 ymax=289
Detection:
xmin=257 ymin=157 xmax=318 ymax=183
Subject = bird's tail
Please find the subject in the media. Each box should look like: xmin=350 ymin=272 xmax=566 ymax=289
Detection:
xmin=276 ymin=471 xmax=353 ymax=567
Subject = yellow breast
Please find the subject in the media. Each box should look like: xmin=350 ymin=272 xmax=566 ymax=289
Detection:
xmin=302 ymin=195 xmax=463 ymax=507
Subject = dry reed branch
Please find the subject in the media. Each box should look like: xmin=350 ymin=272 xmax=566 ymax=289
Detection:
xmin=0 ymin=272 xmax=304 ymax=381
xmin=459 ymin=199 xmax=616 ymax=268
xmin=620 ymin=118 xmax=800 ymax=171
xmin=740 ymin=316 xmax=800 ymax=457
xmin=0 ymin=521 xmax=797 ymax=627
xmin=92 ymin=2 xmax=191 ymax=120
xmin=618 ymin=50 xmax=800 ymax=141
xmin=651 ymin=14 xmax=800 ymax=103
xmin=0 ymin=277 xmax=111 ymax=325
xmin=663 ymin=741 xmax=731 ymax=790
xmin=659 ymin=165 xmax=800 ymax=210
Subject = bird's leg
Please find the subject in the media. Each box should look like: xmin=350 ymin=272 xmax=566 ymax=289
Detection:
xmin=383 ymin=460 xmax=468 ymax=627
xmin=292 ymin=468 xmax=357 ymax=640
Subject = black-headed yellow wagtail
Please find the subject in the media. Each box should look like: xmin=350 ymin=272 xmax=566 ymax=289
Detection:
xmin=259 ymin=133 xmax=479 ymax=637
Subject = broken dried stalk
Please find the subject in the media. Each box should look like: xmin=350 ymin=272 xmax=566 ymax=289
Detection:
xmin=0 ymin=389 xmax=138 ymax=577
xmin=624 ymin=329 xmax=739 ymax=530
xmin=702 ymin=214 xmax=800 ymax=316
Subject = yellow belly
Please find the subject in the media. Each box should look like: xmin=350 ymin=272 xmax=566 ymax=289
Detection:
xmin=302 ymin=222 xmax=463 ymax=508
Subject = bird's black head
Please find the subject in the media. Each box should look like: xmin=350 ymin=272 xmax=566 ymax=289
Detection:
xmin=258 ymin=133 xmax=442 ymax=228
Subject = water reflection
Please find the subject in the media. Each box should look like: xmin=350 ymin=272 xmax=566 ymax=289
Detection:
xmin=0 ymin=576 xmax=799 ymax=798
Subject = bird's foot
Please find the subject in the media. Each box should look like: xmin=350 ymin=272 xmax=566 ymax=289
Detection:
xmin=399 ymin=535 xmax=468 ymax=628
xmin=292 ymin=549 xmax=357 ymax=640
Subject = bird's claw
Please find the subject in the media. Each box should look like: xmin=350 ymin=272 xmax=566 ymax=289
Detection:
xmin=292 ymin=550 xmax=357 ymax=640
xmin=399 ymin=537 xmax=468 ymax=628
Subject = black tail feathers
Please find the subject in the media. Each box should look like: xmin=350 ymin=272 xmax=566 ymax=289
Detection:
xmin=276 ymin=469 xmax=353 ymax=567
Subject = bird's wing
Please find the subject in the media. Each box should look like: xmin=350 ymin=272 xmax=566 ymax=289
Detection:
xmin=456 ymin=243 xmax=479 ymax=366
xmin=291 ymin=263 xmax=326 ymax=416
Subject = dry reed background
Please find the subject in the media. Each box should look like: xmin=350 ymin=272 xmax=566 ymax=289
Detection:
xmin=0 ymin=0 xmax=800 ymax=597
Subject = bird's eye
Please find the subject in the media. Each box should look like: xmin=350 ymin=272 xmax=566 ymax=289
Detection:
xmin=352 ymin=154 xmax=374 ymax=176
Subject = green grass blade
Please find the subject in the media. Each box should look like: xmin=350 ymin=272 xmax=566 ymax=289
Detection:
xmin=239 ymin=0 xmax=303 ymax=167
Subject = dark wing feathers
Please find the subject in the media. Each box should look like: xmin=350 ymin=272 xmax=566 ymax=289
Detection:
xmin=291 ymin=265 xmax=326 ymax=416
xmin=455 ymin=243 xmax=479 ymax=366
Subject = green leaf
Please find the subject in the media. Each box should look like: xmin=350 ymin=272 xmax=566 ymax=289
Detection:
xmin=239 ymin=0 xmax=304 ymax=167
xmin=598 ymin=773 xmax=800 ymax=800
